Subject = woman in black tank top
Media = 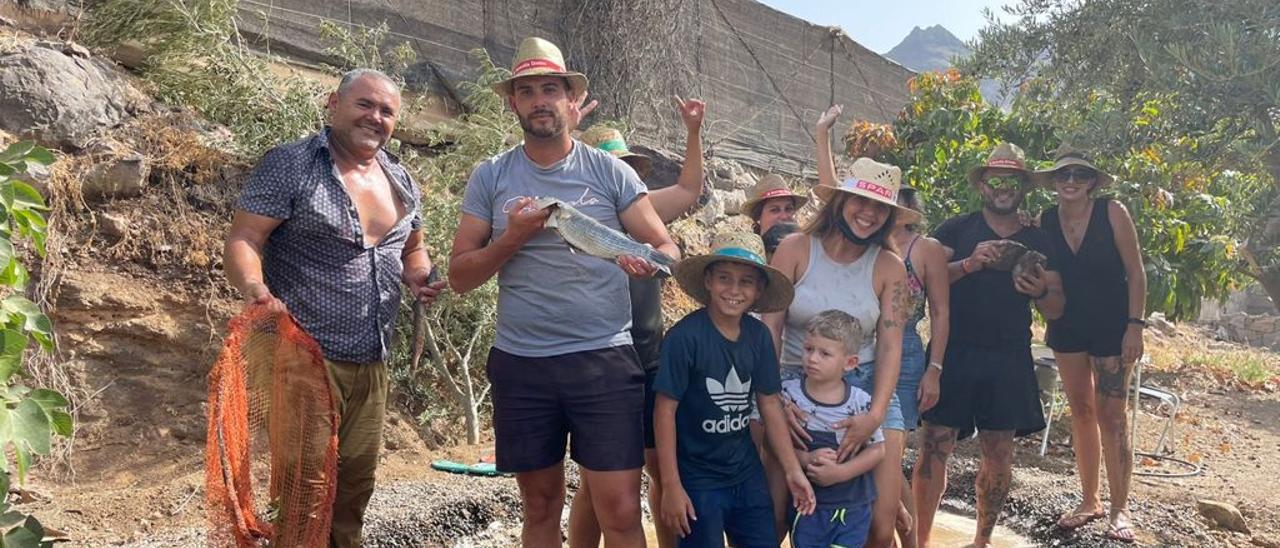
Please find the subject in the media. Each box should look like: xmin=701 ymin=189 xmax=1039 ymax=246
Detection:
xmin=1034 ymin=147 xmax=1147 ymax=543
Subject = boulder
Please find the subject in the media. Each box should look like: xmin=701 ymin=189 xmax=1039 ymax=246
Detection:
xmin=96 ymin=212 xmax=130 ymax=241
xmin=1197 ymin=499 xmax=1250 ymax=534
xmin=82 ymin=153 xmax=149 ymax=201
xmin=1148 ymin=312 xmax=1177 ymax=336
xmin=0 ymin=45 xmax=134 ymax=150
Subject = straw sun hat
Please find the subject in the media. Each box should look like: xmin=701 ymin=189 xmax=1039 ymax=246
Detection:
xmin=813 ymin=158 xmax=922 ymax=226
xmin=674 ymin=232 xmax=795 ymax=313
xmin=1031 ymin=144 xmax=1115 ymax=188
xmin=492 ymin=37 xmax=589 ymax=99
xmin=580 ymin=125 xmax=652 ymax=179
xmin=965 ymin=142 xmax=1032 ymax=186
xmin=739 ymin=174 xmax=809 ymax=219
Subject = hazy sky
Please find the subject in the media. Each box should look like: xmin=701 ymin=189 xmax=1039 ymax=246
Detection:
xmin=757 ymin=1 xmax=1017 ymax=54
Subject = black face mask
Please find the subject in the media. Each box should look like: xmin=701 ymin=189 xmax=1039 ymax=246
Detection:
xmin=836 ymin=215 xmax=877 ymax=246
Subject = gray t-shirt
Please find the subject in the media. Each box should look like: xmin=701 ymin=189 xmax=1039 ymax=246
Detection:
xmin=461 ymin=141 xmax=647 ymax=357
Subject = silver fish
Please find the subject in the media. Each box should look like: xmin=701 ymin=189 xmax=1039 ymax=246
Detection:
xmin=532 ymin=197 xmax=676 ymax=276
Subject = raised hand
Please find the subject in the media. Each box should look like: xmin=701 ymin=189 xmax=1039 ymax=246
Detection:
xmin=816 ymin=104 xmax=843 ymax=130
xmin=673 ymin=96 xmax=706 ymax=131
xmin=568 ymin=91 xmax=599 ymax=130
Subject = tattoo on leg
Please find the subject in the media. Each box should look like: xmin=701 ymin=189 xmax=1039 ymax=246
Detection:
xmin=976 ymin=432 xmax=1014 ymax=540
xmin=917 ymin=426 xmax=954 ymax=480
xmin=1093 ymin=356 xmax=1131 ymax=399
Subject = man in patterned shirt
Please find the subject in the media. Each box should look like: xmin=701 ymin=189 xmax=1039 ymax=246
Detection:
xmin=224 ymin=68 xmax=445 ymax=547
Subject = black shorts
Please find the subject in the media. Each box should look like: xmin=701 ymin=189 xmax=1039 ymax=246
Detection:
xmin=487 ymin=345 xmax=646 ymax=473
xmin=643 ymin=368 xmax=658 ymax=449
xmin=920 ymin=342 xmax=1045 ymax=440
xmin=1046 ymin=316 xmax=1125 ymax=357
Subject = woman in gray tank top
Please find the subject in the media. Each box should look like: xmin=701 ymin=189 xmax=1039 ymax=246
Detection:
xmin=760 ymin=105 xmax=918 ymax=547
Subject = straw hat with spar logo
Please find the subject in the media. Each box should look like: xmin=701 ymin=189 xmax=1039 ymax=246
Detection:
xmin=965 ymin=142 xmax=1032 ymax=186
xmin=674 ymin=232 xmax=795 ymax=313
xmin=1031 ymin=144 xmax=1115 ymax=189
xmin=581 ymin=125 xmax=652 ymax=179
xmin=813 ymin=158 xmax=922 ymax=226
xmin=492 ymin=37 xmax=589 ymax=99
xmin=739 ymin=174 xmax=809 ymax=219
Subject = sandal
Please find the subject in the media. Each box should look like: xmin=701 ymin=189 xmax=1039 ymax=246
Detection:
xmin=1105 ymin=524 xmax=1136 ymax=543
xmin=1056 ymin=509 xmax=1105 ymax=530
xmin=1106 ymin=512 xmax=1137 ymax=544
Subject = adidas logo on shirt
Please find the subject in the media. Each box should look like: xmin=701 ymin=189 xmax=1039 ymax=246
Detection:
xmin=702 ymin=367 xmax=752 ymax=433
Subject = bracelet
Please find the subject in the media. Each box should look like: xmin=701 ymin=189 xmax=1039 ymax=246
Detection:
xmin=928 ymin=361 xmax=943 ymax=372
xmin=1128 ymin=317 xmax=1147 ymax=327
xmin=960 ymin=257 xmax=974 ymax=273
xmin=1033 ymin=286 xmax=1049 ymax=300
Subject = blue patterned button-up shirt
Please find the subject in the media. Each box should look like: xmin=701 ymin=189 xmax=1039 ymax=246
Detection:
xmin=237 ymin=129 xmax=422 ymax=363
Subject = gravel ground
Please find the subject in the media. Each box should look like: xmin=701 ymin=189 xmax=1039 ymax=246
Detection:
xmin=105 ymin=448 xmax=1254 ymax=547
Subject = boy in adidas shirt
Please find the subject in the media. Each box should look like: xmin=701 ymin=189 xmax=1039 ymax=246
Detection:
xmin=654 ymin=232 xmax=816 ymax=547
xmin=783 ymin=310 xmax=885 ymax=547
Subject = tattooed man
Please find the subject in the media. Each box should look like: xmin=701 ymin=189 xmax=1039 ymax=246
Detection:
xmin=910 ymin=143 xmax=1065 ymax=547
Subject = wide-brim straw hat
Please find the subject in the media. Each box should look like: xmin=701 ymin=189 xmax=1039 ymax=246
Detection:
xmin=739 ymin=174 xmax=809 ymax=219
xmin=580 ymin=125 xmax=651 ymax=179
xmin=492 ymin=37 xmax=589 ymax=99
xmin=813 ymin=158 xmax=923 ymax=226
xmin=1031 ymin=144 xmax=1115 ymax=188
xmin=674 ymin=232 xmax=795 ymax=313
xmin=965 ymin=142 xmax=1032 ymax=186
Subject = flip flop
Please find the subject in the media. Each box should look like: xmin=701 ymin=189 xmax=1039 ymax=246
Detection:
xmin=1105 ymin=524 xmax=1136 ymax=544
xmin=1056 ymin=509 xmax=1105 ymax=530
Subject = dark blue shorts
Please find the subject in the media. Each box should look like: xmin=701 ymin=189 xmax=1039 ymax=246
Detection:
xmin=789 ymin=504 xmax=872 ymax=548
xmin=680 ymin=470 xmax=777 ymax=548
xmin=487 ymin=345 xmax=645 ymax=473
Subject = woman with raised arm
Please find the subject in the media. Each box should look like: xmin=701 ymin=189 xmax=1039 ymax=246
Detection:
xmin=886 ymin=185 xmax=950 ymax=547
xmin=762 ymin=105 xmax=914 ymax=548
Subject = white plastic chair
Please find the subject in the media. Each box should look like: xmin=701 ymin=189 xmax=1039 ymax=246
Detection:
xmin=1034 ymin=352 xmax=1179 ymax=457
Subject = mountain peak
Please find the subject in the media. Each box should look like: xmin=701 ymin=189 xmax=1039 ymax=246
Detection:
xmin=884 ymin=24 xmax=970 ymax=73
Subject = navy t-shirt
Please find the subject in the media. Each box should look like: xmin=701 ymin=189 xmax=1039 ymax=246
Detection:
xmin=934 ymin=211 xmax=1059 ymax=348
xmin=653 ymin=308 xmax=783 ymax=490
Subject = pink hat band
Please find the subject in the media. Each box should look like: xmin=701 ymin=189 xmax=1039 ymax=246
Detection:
xmin=513 ymin=58 xmax=565 ymax=74
xmin=987 ymin=158 xmax=1024 ymax=169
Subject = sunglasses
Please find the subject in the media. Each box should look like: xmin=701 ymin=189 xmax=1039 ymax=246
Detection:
xmin=983 ymin=175 xmax=1026 ymax=190
xmin=1052 ymin=168 xmax=1098 ymax=183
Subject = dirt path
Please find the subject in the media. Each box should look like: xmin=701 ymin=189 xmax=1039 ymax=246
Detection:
xmin=16 ymin=378 xmax=1276 ymax=547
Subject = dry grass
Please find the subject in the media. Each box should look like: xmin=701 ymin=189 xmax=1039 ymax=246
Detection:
xmin=1143 ymin=323 xmax=1280 ymax=390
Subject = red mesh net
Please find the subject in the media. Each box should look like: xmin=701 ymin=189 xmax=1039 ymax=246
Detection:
xmin=205 ymin=305 xmax=339 ymax=547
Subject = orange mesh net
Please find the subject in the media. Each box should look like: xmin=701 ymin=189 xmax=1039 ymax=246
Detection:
xmin=206 ymin=305 xmax=339 ymax=547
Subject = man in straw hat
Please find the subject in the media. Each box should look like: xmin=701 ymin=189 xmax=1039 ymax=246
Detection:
xmin=572 ymin=98 xmax=706 ymax=548
xmin=911 ymin=142 xmax=1065 ymax=547
xmin=224 ymin=68 xmax=447 ymax=547
xmin=654 ymin=231 xmax=815 ymax=546
xmin=449 ymin=36 xmax=679 ymax=547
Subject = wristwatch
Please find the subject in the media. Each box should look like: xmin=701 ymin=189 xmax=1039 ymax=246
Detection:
xmin=1128 ymin=317 xmax=1147 ymax=328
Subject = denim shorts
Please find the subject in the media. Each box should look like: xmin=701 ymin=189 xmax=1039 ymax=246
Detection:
xmin=845 ymin=360 xmax=906 ymax=431
xmin=896 ymin=329 xmax=928 ymax=430
xmin=680 ymin=468 xmax=777 ymax=547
